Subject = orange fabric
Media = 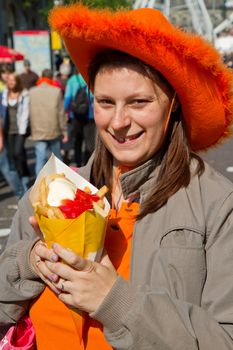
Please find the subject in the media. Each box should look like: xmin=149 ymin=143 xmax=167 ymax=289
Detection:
xmin=30 ymin=202 xmax=139 ymax=350
xmin=36 ymin=77 xmax=59 ymax=88
xmin=49 ymin=4 xmax=233 ymax=151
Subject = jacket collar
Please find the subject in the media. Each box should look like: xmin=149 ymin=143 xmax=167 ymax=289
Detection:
xmin=79 ymin=151 xmax=162 ymax=201
xmin=120 ymin=153 xmax=162 ymax=201
xmin=1 ymin=88 xmax=28 ymax=106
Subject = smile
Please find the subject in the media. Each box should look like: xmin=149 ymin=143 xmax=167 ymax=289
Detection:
xmin=111 ymin=131 xmax=144 ymax=144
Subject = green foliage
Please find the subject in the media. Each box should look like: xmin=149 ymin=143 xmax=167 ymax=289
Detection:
xmin=64 ymin=0 xmax=132 ymax=10
xmin=22 ymin=0 xmax=132 ymax=23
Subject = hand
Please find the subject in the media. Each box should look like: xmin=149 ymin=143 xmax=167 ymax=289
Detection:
xmin=0 ymin=139 xmax=3 ymax=153
xmin=45 ymin=243 xmax=118 ymax=313
xmin=28 ymin=216 xmax=61 ymax=294
xmin=62 ymin=134 xmax=69 ymax=143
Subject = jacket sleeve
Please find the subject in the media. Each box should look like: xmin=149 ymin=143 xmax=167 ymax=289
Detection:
xmin=0 ymin=191 xmax=45 ymax=326
xmin=90 ymin=193 xmax=233 ymax=350
xmin=64 ymin=79 xmax=73 ymax=112
xmin=18 ymin=91 xmax=30 ymax=135
xmin=57 ymin=90 xmax=67 ymax=137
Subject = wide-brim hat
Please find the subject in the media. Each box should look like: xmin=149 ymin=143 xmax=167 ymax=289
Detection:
xmin=49 ymin=4 xmax=233 ymax=151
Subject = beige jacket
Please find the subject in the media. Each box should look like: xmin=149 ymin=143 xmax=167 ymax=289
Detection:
xmin=29 ymin=83 xmax=67 ymax=141
xmin=0 ymin=155 xmax=233 ymax=349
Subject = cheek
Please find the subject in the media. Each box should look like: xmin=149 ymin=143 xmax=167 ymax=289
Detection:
xmin=94 ymin=105 xmax=102 ymax=127
xmin=94 ymin=105 xmax=110 ymax=130
xmin=141 ymin=106 xmax=167 ymax=130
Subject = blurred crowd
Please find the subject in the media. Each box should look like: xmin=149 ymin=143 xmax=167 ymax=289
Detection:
xmin=0 ymin=57 xmax=96 ymax=199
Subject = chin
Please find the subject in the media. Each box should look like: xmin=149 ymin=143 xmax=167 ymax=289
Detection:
xmin=115 ymin=157 xmax=144 ymax=168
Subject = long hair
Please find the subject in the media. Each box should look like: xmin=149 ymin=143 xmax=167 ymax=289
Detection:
xmin=8 ymin=72 xmax=23 ymax=93
xmin=89 ymin=50 xmax=204 ymax=220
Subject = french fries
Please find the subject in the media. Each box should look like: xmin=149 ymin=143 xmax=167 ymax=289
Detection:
xmin=96 ymin=185 xmax=108 ymax=209
xmin=33 ymin=173 xmax=108 ymax=219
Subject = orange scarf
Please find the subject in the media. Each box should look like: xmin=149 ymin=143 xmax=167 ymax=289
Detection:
xmin=36 ymin=77 xmax=59 ymax=87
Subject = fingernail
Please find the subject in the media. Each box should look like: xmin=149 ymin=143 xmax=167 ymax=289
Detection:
xmin=49 ymin=274 xmax=57 ymax=282
xmin=51 ymin=254 xmax=58 ymax=262
xmin=52 ymin=243 xmax=59 ymax=250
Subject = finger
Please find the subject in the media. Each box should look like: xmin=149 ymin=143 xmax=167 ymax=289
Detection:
xmin=53 ymin=278 xmax=72 ymax=293
xmin=52 ymin=243 xmax=93 ymax=271
xmin=100 ymin=254 xmax=114 ymax=269
xmin=35 ymin=260 xmax=61 ymax=294
xmin=45 ymin=260 xmax=75 ymax=281
xmin=35 ymin=241 xmax=59 ymax=262
xmin=58 ymin=292 xmax=75 ymax=308
xmin=29 ymin=216 xmax=43 ymax=239
xmin=58 ymin=292 xmax=87 ymax=311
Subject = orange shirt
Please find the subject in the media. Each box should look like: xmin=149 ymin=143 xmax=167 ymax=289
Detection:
xmin=30 ymin=202 xmax=139 ymax=350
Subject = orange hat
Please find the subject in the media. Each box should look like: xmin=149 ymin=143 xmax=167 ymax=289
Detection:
xmin=49 ymin=4 xmax=233 ymax=151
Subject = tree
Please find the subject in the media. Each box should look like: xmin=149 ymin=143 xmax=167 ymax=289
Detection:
xmin=23 ymin=0 xmax=132 ymax=23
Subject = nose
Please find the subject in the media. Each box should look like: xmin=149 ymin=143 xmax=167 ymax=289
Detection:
xmin=111 ymin=105 xmax=131 ymax=130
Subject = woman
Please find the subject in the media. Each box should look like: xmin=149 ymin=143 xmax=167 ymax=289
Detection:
xmin=0 ymin=64 xmax=13 ymax=93
xmin=0 ymin=66 xmax=23 ymax=198
xmin=0 ymin=117 xmax=22 ymax=199
xmin=0 ymin=72 xmax=30 ymax=196
xmin=1 ymin=5 xmax=233 ymax=350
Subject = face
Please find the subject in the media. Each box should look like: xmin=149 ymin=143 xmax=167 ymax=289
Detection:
xmin=7 ymin=74 xmax=17 ymax=90
xmin=24 ymin=64 xmax=30 ymax=73
xmin=94 ymin=66 xmax=173 ymax=168
xmin=1 ymin=71 xmax=10 ymax=84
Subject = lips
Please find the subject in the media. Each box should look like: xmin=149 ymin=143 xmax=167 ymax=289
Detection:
xmin=111 ymin=131 xmax=143 ymax=143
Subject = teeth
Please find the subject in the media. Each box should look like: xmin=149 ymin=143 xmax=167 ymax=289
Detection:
xmin=114 ymin=133 xmax=142 ymax=143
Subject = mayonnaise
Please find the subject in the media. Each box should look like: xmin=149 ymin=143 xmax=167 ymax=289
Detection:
xmin=47 ymin=177 xmax=77 ymax=206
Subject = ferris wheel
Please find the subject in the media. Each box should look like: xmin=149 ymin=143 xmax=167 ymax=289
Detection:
xmin=132 ymin=0 xmax=214 ymax=41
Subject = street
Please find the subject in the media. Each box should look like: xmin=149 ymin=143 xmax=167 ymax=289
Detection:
xmin=1 ymin=135 xmax=233 ymax=254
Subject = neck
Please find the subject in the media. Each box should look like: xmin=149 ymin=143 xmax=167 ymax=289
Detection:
xmin=8 ymin=89 xmax=19 ymax=95
xmin=111 ymin=165 xmax=132 ymax=210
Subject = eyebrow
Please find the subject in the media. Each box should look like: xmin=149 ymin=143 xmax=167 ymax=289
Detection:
xmin=94 ymin=93 xmax=156 ymax=99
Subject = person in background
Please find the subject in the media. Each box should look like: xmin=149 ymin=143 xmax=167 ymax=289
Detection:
xmin=0 ymin=116 xmax=22 ymax=198
xmin=0 ymin=64 xmax=13 ymax=93
xmin=64 ymin=70 xmax=96 ymax=167
xmin=1 ymin=5 xmax=233 ymax=350
xmin=0 ymin=72 xmax=30 ymax=196
xmin=55 ymin=61 xmax=73 ymax=164
xmin=55 ymin=62 xmax=72 ymax=95
xmin=29 ymin=68 xmax=68 ymax=175
xmin=19 ymin=59 xmax=39 ymax=90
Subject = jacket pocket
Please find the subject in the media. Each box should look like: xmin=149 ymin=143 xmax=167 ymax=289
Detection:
xmin=153 ymin=229 xmax=206 ymax=305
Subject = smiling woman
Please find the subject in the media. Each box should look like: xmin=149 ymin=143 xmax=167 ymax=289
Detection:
xmin=90 ymin=50 xmax=193 ymax=217
xmin=1 ymin=4 xmax=233 ymax=350
xmin=93 ymin=61 xmax=170 ymax=165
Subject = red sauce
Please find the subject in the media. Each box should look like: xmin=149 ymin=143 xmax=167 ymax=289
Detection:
xmin=59 ymin=189 xmax=100 ymax=218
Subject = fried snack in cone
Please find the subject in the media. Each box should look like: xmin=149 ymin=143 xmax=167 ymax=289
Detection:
xmin=30 ymin=154 xmax=110 ymax=260
xmin=29 ymin=154 xmax=110 ymax=343
xmin=36 ymin=204 xmax=107 ymax=258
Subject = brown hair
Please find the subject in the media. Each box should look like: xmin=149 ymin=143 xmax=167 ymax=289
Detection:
xmin=89 ymin=50 xmax=204 ymax=220
xmin=8 ymin=72 xmax=23 ymax=93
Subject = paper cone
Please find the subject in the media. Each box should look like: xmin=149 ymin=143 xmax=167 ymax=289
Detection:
xmin=35 ymin=206 xmax=107 ymax=259
xmin=29 ymin=154 xmax=110 ymax=341
xmin=29 ymin=154 xmax=110 ymax=261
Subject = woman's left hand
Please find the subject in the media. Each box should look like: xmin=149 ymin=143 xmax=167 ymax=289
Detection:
xmin=45 ymin=243 xmax=118 ymax=313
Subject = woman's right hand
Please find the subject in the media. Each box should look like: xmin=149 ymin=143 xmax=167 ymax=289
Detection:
xmin=29 ymin=216 xmax=61 ymax=294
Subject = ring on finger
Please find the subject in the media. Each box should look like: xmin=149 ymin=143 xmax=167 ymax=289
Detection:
xmin=61 ymin=281 xmax=66 ymax=292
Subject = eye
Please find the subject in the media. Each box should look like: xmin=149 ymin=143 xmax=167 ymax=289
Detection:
xmin=134 ymin=99 xmax=148 ymax=104
xmin=129 ymin=99 xmax=152 ymax=107
xmin=96 ymin=98 xmax=114 ymax=106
